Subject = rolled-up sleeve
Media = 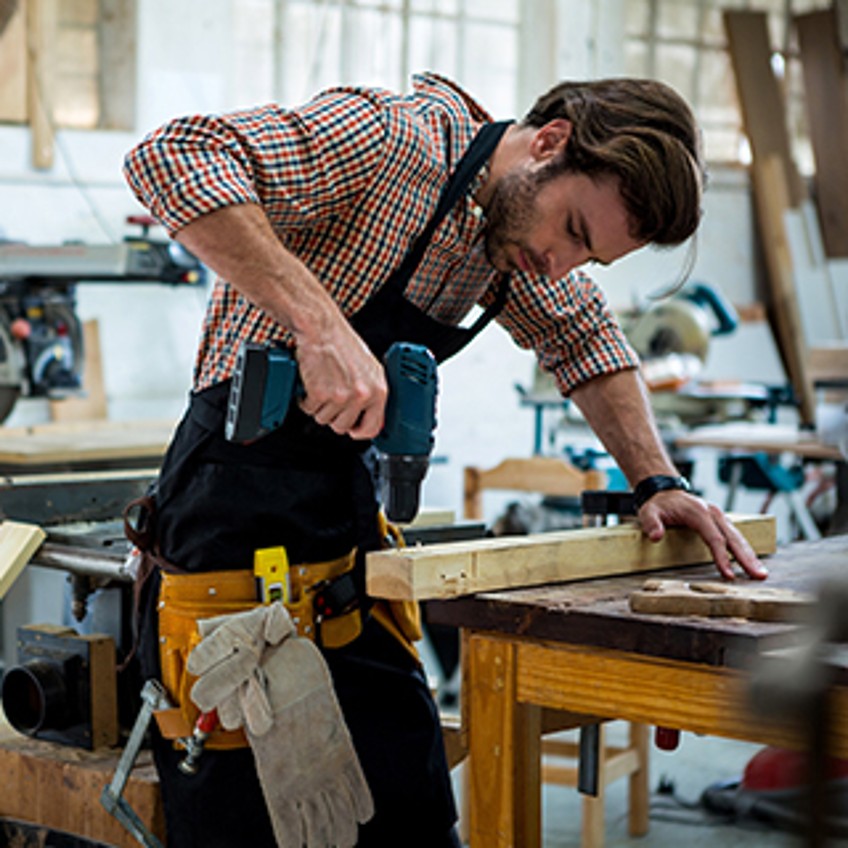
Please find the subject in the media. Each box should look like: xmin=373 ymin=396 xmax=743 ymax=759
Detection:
xmin=498 ymin=268 xmax=640 ymax=396
xmin=123 ymin=93 xmax=388 ymax=237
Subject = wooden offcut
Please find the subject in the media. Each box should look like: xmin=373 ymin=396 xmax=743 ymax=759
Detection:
xmin=0 ymin=520 xmax=46 ymax=599
xmin=366 ymin=514 xmax=777 ymax=601
xmin=629 ymin=578 xmax=814 ymax=622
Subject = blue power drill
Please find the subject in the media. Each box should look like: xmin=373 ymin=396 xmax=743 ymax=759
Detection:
xmin=224 ymin=341 xmax=438 ymax=523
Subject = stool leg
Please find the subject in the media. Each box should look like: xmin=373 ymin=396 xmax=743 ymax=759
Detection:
xmin=628 ymin=723 xmax=651 ymax=837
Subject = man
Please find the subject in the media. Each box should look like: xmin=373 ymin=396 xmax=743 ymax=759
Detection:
xmin=123 ymin=72 xmax=767 ymax=848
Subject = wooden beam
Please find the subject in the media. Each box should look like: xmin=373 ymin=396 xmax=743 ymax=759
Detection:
xmin=26 ymin=0 xmax=56 ymax=169
xmin=795 ymin=8 xmax=848 ymax=258
xmin=723 ymin=9 xmax=804 ymax=208
xmin=0 ymin=520 xmax=46 ymax=600
xmin=0 ymin=0 xmax=26 ymax=122
xmin=750 ymin=155 xmax=816 ymax=423
xmin=366 ymin=514 xmax=776 ymax=601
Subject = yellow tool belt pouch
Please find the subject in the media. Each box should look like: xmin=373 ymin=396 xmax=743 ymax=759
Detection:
xmin=157 ymin=569 xmax=256 ymax=749
xmin=155 ymin=550 xmax=363 ymax=748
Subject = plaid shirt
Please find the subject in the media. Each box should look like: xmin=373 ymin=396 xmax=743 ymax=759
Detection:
xmin=123 ymin=73 xmax=638 ymax=393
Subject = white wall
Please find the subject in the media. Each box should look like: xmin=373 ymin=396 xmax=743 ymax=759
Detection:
xmin=0 ymin=0 xmax=785 ymax=528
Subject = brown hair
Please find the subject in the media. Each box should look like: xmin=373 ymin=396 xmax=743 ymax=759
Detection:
xmin=523 ymin=78 xmax=705 ymax=247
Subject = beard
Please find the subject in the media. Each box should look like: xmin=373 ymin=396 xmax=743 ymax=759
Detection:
xmin=483 ymin=165 xmax=547 ymax=273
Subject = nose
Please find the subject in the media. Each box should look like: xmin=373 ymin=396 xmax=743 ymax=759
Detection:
xmin=543 ymin=243 xmax=590 ymax=279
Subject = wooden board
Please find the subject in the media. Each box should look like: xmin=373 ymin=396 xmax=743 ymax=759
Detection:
xmin=723 ymin=9 xmax=804 ymax=207
xmin=0 ymin=419 xmax=176 ymax=468
xmin=0 ymin=0 xmax=26 ymax=122
xmin=809 ymin=344 xmax=848 ymax=384
xmin=628 ymin=578 xmax=813 ymax=622
xmin=0 ymin=736 xmax=164 ymax=848
xmin=795 ymin=8 xmax=848 ymax=259
xmin=366 ymin=514 xmax=776 ymax=601
xmin=0 ymin=520 xmax=45 ymax=599
xmin=49 ymin=319 xmax=108 ymax=423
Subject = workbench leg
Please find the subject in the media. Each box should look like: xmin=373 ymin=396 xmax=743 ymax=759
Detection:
xmin=628 ymin=723 xmax=651 ymax=837
xmin=468 ymin=633 xmax=541 ymax=848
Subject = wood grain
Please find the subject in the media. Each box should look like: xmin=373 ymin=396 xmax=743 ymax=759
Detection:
xmin=0 ymin=520 xmax=46 ymax=599
xmin=366 ymin=514 xmax=776 ymax=601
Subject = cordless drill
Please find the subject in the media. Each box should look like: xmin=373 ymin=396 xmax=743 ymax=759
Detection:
xmin=224 ymin=341 xmax=438 ymax=523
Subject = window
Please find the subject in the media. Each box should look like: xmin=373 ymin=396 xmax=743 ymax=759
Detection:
xmin=624 ymin=0 xmax=830 ymax=168
xmin=232 ymin=0 xmax=521 ymax=119
xmin=0 ymin=0 xmax=136 ymax=131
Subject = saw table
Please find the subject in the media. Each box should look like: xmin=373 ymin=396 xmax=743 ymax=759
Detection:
xmin=425 ymin=534 xmax=848 ymax=848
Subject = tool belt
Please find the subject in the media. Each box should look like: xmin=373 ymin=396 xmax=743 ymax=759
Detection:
xmin=155 ymin=538 xmax=421 ymax=749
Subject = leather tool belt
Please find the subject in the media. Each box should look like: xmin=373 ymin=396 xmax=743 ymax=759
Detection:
xmin=154 ymin=540 xmax=422 ymax=748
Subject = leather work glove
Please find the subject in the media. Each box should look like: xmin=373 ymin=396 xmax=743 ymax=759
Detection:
xmin=187 ymin=603 xmax=295 ymax=730
xmin=187 ymin=603 xmax=374 ymax=847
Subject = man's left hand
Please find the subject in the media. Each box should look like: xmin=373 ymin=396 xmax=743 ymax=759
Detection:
xmin=637 ymin=490 xmax=769 ymax=581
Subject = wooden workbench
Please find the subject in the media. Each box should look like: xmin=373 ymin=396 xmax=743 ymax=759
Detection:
xmin=426 ymin=534 xmax=848 ymax=848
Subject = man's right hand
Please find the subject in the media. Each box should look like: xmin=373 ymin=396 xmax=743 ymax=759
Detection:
xmin=174 ymin=203 xmax=388 ymax=440
xmin=295 ymin=326 xmax=387 ymax=440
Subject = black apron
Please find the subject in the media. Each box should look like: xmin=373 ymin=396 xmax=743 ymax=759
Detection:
xmin=142 ymin=120 xmax=512 ymax=848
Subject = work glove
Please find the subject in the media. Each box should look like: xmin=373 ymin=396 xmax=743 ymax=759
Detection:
xmin=187 ymin=603 xmax=294 ymax=731
xmin=187 ymin=603 xmax=374 ymax=847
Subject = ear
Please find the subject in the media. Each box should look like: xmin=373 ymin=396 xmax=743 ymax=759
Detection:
xmin=529 ymin=119 xmax=572 ymax=163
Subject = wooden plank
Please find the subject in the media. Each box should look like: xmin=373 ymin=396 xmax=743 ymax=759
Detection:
xmin=0 ymin=520 xmax=46 ymax=599
xmin=26 ymin=0 xmax=55 ymax=169
xmin=0 ymin=0 xmax=26 ymax=122
xmin=514 ymin=638 xmax=848 ymax=758
xmin=750 ymin=155 xmax=816 ymax=424
xmin=366 ymin=514 xmax=776 ymax=601
xmin=723 ymin=9 xmax=804 ymax=208
xmin=629 ymin=578 xmax=813 ymax=622
xmin=0 ymin=736 xmax=164 ymax=848
xmin=809 ymin=344 xmax=848 ymax=384
xmin=795 ymin=8 xmax=848 ymax=258
xmin=0 ymin=418 xmax=175 ymax=466
xmin=49 ymin=319 xmax=108 ymax=422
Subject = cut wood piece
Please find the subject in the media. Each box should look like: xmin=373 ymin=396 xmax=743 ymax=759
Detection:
xmin=809 ymin=344 xmax=848 ymax=384
xmin=366 ymin=514 xmax=776 ymax=601
xmin=0 ymin=520 xmax=46 ymax=599
xmin=629 ymin=578 xmax=813 ymax=622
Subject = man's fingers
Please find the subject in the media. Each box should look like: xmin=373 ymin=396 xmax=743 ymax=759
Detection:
xmin=707 ymin=504 xmax=769 ymax=580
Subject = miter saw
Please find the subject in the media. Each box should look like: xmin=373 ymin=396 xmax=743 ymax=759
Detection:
xmin=0 ymin=216 xmax=205 ymax=422
xmin=622 ymin=282 xmax=773 ymax=425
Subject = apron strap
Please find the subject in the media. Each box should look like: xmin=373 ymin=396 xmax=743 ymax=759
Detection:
xmin=384 ymin=120 xmax=512 ymax=298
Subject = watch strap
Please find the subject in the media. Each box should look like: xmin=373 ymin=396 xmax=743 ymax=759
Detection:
xmin=633 ymin=474 xmax=692 ymax=509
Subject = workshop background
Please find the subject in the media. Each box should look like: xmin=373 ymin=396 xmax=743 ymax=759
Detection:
xmin=0 ymin=1 xmax=847 ymax=845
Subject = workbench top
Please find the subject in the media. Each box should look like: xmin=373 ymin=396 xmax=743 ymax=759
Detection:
xmin=426 ymin=533 xmax=848 ymax=673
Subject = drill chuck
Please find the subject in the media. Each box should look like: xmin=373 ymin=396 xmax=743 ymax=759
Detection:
xmin=378 ymin=453 xmax=430 ymax=524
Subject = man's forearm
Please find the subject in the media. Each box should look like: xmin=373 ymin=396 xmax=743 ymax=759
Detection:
xmin=174 ymin=202 xmax=387 ymax=438
xmin=174 ymin=203 xmax=342 ymax=345
xmin=570 ymin=368 xmax=678 ymax=486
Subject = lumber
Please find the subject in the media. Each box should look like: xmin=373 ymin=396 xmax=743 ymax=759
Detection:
xmin=0 ymin=520 xmax=46 ymax=599
xmin=629 ymin=578 xmax=813 ymax=622
xmin=795 ymin=8 xmax=848 ymax=258
xmin=366 ymin=514 xmax=776 ymax=601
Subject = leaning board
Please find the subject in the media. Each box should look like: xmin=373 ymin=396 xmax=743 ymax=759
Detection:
xmin=366 ymin=514 xmax=776 ymax=600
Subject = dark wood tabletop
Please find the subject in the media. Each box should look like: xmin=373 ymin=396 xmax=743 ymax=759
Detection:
xmin=425 ymin=533 xmax=848 ymax=672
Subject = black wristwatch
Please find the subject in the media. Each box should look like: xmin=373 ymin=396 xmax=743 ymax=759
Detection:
xmin=632 ymin=474 xmax=692 ymax=510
